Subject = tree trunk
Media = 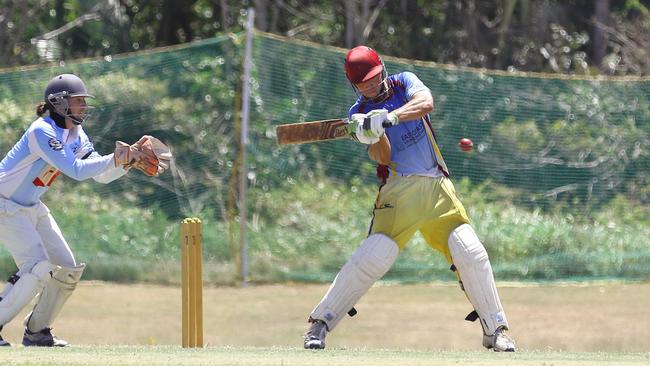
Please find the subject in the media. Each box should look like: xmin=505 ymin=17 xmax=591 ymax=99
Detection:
xmin=344 ymin=1 xmax=357 ymax=48
xmin=254 ymin=0 xmax=268 ymax=32
xmin=345 ymin=0 xmax=378 ymax=47
xmin=55 ymin=0 xmax=65 ymax=26
xmin=156 ymin=0 xmax=196 ymax=45
xmin=269 ymin=0 xmax=280 ymax=33
xmin=219 ymin=0 xmax=230 ymax=32
xmin=519 ymin=0 xmax=530 ymax=24
xmin=0 ymin=0 xmax=15 ymax=66
xmin=593 ymin=0 xmax=610 ymax=71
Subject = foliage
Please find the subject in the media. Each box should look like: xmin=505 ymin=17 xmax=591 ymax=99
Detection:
xmin=0 ymin=33 xmax=648 ymax=284
xmin=0 ymin=99 xmax=30 ymax=149
xmin=4 ymin=1 xmax=650 ymax=76
xmin=2 ymin=175 xmax=648 ymax=284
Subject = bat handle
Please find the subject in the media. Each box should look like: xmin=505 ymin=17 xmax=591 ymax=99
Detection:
xmin=361 ymin=117 xmax=395 ymax=129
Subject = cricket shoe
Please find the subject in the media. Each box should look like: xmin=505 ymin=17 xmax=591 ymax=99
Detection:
xmin=0 ymin=326 xmax=10 ymax=346
xmin=303 ymin=318 xmax=328 ymax=349
xmin=483 ymin=326 xmax=516 ymax=352
xmin=22 ymin=327 xmax=69 ymax=347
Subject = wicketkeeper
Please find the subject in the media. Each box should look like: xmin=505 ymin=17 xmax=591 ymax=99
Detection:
xmin=0 ymin=74 xmax=171 ymax=347
xmin=303 ymin=47 xmax=516 ymax=352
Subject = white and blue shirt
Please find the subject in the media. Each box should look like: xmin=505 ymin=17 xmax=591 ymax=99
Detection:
xmin=0 ymin=116 xmax=126 ymax=206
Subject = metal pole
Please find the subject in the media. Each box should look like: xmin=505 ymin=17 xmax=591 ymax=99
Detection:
xmin=239 ymin=7 xmax=255 ymax=286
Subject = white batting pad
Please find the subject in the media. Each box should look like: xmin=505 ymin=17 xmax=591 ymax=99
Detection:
xmin=448 ymin=224 xmax=509 ymax=335
xmin=0 ymin=260 xmax=55 ymax=326
xmin=25 ymin=263 xmax=85 ymax=332
xmin=310 ymin=234 xmax=399 ymax=331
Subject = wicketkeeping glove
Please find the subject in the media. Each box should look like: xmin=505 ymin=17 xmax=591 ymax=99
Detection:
xmin=132 ymin=136 xmax=172 ymax=176
xmin=114 ymin=136 xmax=172 ymax=177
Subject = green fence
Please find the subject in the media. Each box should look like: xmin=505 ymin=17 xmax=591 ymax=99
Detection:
xmin=0 ymin=32 xmax=648 ymax=284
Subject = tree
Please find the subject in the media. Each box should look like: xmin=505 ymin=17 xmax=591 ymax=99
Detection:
xmin=2 ymin=1 xmax=650 ymax=75
xmin=156 ymin=0 xmax=198 ymax=45
xmin=592 ymin=0 xmax=610 ymax=71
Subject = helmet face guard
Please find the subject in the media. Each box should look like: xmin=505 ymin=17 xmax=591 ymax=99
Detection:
xmin=344 ymin=46 xmax=389 ymax=100
xmin=44 ymin=74 xmax=95 ymax=125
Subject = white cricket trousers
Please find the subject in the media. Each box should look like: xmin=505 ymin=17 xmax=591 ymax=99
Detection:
xmin=0 ymin=197 xmax=76 ymax=276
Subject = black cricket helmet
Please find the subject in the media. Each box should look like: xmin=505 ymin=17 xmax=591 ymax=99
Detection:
xmin=44 ymin=74 xmax=94 ymax=125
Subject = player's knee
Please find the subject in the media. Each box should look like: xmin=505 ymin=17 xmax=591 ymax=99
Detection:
xmin=52 ymin=263 xmax=85 ymax=288
xmin=30 ymin=260 xmax=57 ymax=283
xmin=351 ymin=234 xmax=399 ymax=280
xmin=448 ymin=224 xmax=489 ymax=265
xmin=17 ymin=260 xmax=56 ymax=282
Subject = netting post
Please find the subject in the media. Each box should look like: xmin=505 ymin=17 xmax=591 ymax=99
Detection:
xmin=239 ymin=7 xmax=255 ymax=287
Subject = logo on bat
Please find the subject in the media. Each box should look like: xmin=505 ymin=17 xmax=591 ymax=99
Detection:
xmin=276 ymin=118 xmax=350 ymax=145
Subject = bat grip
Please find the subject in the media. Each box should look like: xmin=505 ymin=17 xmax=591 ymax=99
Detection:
xmin=363 ymin=117 xmax=395 ymax=129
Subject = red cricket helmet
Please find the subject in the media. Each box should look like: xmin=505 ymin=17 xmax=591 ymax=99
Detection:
xmin=344 ymin=46 xmax=386 ymax=84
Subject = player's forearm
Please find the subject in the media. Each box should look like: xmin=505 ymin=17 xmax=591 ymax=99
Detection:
xmin=392 ymin=91 xmax=434 ymax=123
xmin=368 ymin=134 xmax=391 ymax=165
xmin=58 ymin=155 xmax=115 ymax=181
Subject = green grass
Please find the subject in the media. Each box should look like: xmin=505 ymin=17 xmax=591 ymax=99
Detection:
xmin=2 ymin=282 xmax=650 ymax=365
xmin=3 ymin=282 xmax=649 ymax=353
xmin=2 ymin=346 xmax=650 ymax=366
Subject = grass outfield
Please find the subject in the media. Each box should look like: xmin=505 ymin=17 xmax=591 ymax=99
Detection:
xmin=1 ymin=282 xmax=649 ymax=365
xmin=2 ymin=346 xmax=650 ymax=366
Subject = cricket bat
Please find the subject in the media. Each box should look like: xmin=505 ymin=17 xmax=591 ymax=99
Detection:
xmin=276 ymin=118 xmax=350 ymax=145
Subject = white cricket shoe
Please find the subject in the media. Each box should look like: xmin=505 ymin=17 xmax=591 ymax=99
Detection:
xmin=303 ymin=318 xmax=328 ymax=349
xmin=483 ymin=326 xmax=516 ymax=352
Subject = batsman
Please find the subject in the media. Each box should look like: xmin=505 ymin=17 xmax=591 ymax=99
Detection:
xmin=303 ymin=46 xmax=516 ymax=352
xmin=0 ymin=74 xmax=171 ymax=347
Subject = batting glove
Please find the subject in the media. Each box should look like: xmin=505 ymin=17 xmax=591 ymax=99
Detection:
xmin=347 ymin=113 xmax=380 ymax=145
xmin=364 ymin=109 xmax=389 ymax=138
xmin=367 ymin=108 xmax=399 ymax=127
xmin=387 ymin=111 xmax=399 ymax=126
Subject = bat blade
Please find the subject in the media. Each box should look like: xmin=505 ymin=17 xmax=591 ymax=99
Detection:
xmin=276 ymin=118 xmax=350 ymax=145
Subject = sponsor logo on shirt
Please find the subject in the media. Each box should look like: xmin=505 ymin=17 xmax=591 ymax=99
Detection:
xmin=48 ymin=138 xmax=63 ymax=151
xmin=33 ymin=165 xmax=61 ymax=187
xmin=400 ymin=123 xmax=425 ymax=146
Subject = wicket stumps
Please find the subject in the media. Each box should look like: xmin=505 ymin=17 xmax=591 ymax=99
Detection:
xmin=181 ymin=218 xmax=203 ymax=348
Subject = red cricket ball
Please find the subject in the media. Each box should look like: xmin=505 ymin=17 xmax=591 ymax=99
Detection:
xmin=459 ymin=138 xmax=474 ymax=152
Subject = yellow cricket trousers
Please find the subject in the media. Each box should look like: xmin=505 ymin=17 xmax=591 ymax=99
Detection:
xmin=369 ymin=175 xmax=470 ymax=262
